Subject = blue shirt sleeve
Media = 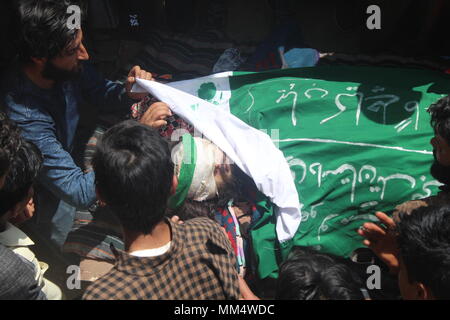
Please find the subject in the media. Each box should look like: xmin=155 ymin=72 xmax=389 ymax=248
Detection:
xmin=80 ymin=63 xmax=135 ymax=113
xmin=7 ymin=102 xmax=96 ymax=209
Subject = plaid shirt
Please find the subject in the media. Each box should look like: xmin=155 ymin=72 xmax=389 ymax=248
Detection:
xmin=82 ymin=218 xmax=240 ymax=300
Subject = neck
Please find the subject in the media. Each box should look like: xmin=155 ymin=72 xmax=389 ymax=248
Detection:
xmin=124 ymin=220 xmax=172 ymax=253
xmin=22 ymin=63 xmax=54 ymax=89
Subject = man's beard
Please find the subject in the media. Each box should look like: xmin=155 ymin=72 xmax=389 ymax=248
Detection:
xmin=42 ymin=60 xmax=82 ymax=82
xmin=430 ymin=150 xmax=450 ymax=186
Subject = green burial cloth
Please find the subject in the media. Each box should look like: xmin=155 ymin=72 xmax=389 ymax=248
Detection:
xmin=135 ymin=66 xmax=450 ymax=279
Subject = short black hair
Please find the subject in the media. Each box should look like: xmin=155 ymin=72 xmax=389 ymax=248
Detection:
xmin=0 ymin=139 xmax=42 ymax=217
xmin=428 ymin=96 xmax=450 ymax=143
xmin=276 ymin=246 xmax=365 ymax=300
xmin=397 ymin=205 xmax=450 ymax=299
xmin=0 ymin=112 xmax=22 ymax=178
xmin=93 ymin=120 xmax=174 ymax=234
xmin=14 ymin=0 xmax=83 ymax=62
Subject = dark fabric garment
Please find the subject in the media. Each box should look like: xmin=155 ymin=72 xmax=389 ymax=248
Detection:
xmin=63 ymin=205 xmax=124 ymax=261
xmin=83 ymin=217 xmax=240 ymax=300
xmin=126 ymin=29 xmax=256 ymax=81
xmin=0 ymin=244 xmax=46 ymax=300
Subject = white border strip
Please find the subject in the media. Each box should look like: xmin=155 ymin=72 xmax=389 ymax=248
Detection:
xmin=274 ymin=138 xmax=432 ymax=155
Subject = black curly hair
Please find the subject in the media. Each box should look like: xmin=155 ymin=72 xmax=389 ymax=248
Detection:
xmin=397 ymin=205 xmax=450 ymax=299
xmin=13 ymin=0 xmax=84 ymax=63
xmin=0 ymin=112 xmax=22 ymax=178
xmin=428 ymin=96 xmax=450 ymax=143
xmin=275 ymin=246 xmax=365 ymax=300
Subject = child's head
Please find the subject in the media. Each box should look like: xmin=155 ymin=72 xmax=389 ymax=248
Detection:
xmin=92 ymin=120 xmax=175 ymax=234
xmin=276 ymin=246 xmax=366 ymax=300
xmin=397 ymin=205 xmax=450 ymax=300
xmin=0 ymin=139 xmax=42 ymax=222
xmin=0 ymin=113 xmax=22 ymax=189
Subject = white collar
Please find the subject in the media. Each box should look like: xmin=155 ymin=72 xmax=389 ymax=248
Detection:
xmin=0 ymin=222 xmax=34 ymax=247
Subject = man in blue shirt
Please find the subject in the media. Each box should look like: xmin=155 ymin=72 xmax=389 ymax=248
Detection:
xmin=1 ymin=0 xmax=153 ymax=247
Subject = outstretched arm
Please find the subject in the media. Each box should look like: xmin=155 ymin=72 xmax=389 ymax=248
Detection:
xmin=357 ymin=211 xmax=400 ymax=274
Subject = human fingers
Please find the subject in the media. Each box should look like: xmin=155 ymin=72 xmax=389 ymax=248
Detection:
xmin=358 ymin=222 xmax=386 ymax=241
xmin=171 ymin=215 xmax=184 ymax=224
xmin=140 ymin=71 xmax=153 ymax=81
xmin=375 ymin=211 xmax=396 ymax=230
xmin=363 ymin=222 xmax=387 ymax=235
xmin=150 ymin=120 xmax=167 ymax=128
xmin=141 ymin=105 xmax=171 ymax=121
xmin=146 ymin=103 xmax=172 ymax=118
xmin=151 ymin=108 xmax=172 ymax=120
xmin=128 ymin=65 xmax=141 ymax=77
xmin=149 ymin=102 xmax=171 ymax=111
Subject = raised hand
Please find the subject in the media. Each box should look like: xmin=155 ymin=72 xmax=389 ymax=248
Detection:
xmin=357 ymin=211 xmax=400 ymax=274
xmin=139 ymin=102 xmax=172 ymax=129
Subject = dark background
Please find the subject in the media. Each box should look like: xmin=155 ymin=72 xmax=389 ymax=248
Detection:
xmin=0 ymin=0 xmax=448 ymax=79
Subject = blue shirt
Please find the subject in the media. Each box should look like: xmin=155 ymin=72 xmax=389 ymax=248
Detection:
xmin=1 ymin=62 xmax=132 ymax=210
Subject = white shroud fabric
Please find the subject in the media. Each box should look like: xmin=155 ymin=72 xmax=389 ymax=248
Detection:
xmin=133 ymin=78 xmax=302 ymax=243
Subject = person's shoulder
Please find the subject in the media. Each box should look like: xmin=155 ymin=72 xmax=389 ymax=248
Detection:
xmin=82 ymin=269 xmax=123 ymax=300
xmin=0 ymin=244 xmax=46 ymax=300
xmin=181 ymin=218 xmax=233 ymax=253
xmin=183 ymin=217 xmax=223 ymax=233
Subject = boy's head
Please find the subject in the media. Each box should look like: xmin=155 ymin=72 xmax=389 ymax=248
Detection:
xmin=93 ymin=120 xmax=175 ymax=235
xmin=0 ymin=139 xmax=42 ymax=221
xmin=397 ymin=205 xmax=450 ymax=300
xmin=276 ymin=246 xmax=365 ymax=300
xmin=0 ymin=113 xmax=22 ymax=189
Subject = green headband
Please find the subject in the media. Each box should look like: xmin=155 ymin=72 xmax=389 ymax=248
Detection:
xmin=168 ymin=134 xmax=197 ymax=209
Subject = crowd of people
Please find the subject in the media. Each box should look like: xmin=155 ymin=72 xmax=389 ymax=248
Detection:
xmin=0 ymin=0 xmax=449 ymax=300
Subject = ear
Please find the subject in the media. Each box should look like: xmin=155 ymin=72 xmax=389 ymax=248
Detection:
xmin=170 ymin=175 xmax=178 ymax=196
xmin=214 ymin=164 xmax=221 ymax=176
xmin=417 ymin=282 xmax=433 ymax=300
xmin=30 ymin=57 xmax=47 ymax=68
xmin=95 ymin=186 xmax=107 ymax=207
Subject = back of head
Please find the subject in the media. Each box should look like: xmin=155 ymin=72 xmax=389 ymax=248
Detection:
xmin=0 ymin=139 xmax=42 ymax=217
xmin=93 ymin=120 xmax=174 ymax=235
xmin=14 ymin=0 xmax=82 ymax=62
xmin=397 ymin=205 xmax=450 ymax=299
xmin=0 ymin=112 xmax=22 ymax=179
xmin=276 ymin=246 xmax=364 ymax=300
xmin=428 ymin=95 xmax=450 ymax=143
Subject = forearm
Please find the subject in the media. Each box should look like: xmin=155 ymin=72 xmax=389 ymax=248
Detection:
xmin=21 ymin=126 xmax=97 ymax=209
xmin=81 ymin=63 xmax=134 ymax=113
xmin=39 ymin=168 xmax=96 ymax=210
